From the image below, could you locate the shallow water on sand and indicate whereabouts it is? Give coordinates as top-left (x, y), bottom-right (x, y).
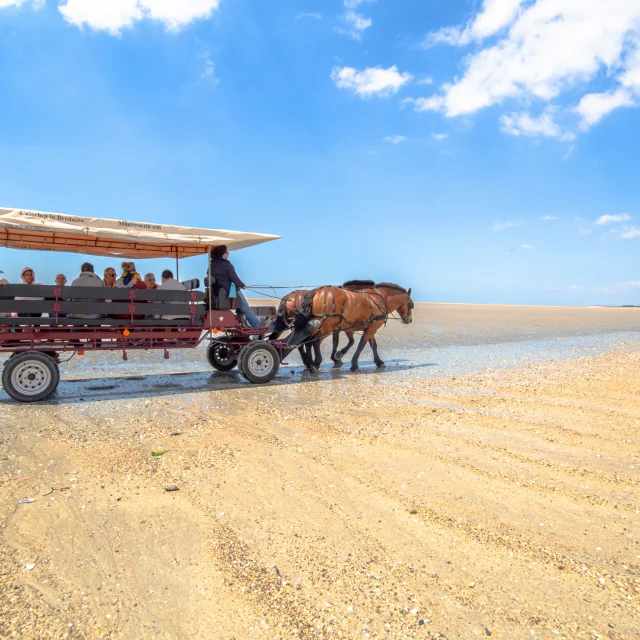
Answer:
top-left (2, 303), bottom-right (637, 404)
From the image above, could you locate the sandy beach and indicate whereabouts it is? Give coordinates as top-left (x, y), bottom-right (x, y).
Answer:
top-left (0, 303), bottom-right (639, 639)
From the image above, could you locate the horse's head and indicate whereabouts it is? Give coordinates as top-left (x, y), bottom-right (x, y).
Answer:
top-left (397, 287), bottom-right (414, 324)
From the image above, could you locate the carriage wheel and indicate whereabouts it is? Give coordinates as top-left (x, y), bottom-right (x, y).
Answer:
top-left (206, 342), bottom-right (237, 372)
top-left (2, 352), bottom-right (60, 403)
top-left (238, 342), bottom-right (280, 384)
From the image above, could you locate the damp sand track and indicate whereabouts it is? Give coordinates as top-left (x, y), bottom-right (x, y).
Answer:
top-left (0, 304), bottom-right (639, 639)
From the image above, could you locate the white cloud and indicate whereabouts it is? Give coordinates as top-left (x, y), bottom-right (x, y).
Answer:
top-left (595, 213), bottom-right (632, 225)
top-left (58, 0), bottom-right (222, 34)
top-left (521, 244), bottom-right (533, 249)
top-left (418, 0), bottom-right (640, 133)
top-left (199, 51), bottom-right (217, 85)
top-left (383, 135), bottom-right (407, 144)
top-left (568, 285), bottom-right (586, 292)
top-left (331, 66), bottom-right (413, 98)
top-left (493, 220), bottom-right (521, 231)
top-left (541, 215), bottom-right (559, 221)
top-left (620, 226), bottom-right (640, 239)
top-left (336, 10), bottom-right (372, 40)
top-left (595, 280), bottom-right (640, 294)
top-left (431, 133), bottom-right (448, 140)
top-left (295, 12), bottom-right (322, 21)
top-left (575, 89), bottom-right (635, 129)
top-left (500, 108), bottom-right (574, 140)
top-left (427, 0), bottom-right (525, 47)
top-left (417, 77), bottom-right (434, 86)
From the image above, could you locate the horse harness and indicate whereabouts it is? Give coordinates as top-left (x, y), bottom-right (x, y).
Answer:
top-left (308, 285), bottom-right (390, 332)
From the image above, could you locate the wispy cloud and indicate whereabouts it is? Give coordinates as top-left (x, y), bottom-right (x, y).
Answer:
top-left (541, 215), bottom-right (559, 221)
top-left (593, 281), bottom-right (640, 294)
top-left (500, 108), bottom-right (575, 141)
top-left (417, 77), bottom-right (434, 86)
top-left (295, 12), bottom-right (322, 21)
top-left (383, 135), bottom-right (407, 144)
top-left (619, 226), bottom-right (640, 239)
top-left (493, 220), bottom-right (521, 232)
top-left (521, 244), bottom-right (533, 250)
top-left (595, 213), bottom-right (631, 225)
top-left (331, 66), bottom-right (413, 98)
top-left (198, 51), bottom-right (218, 85)
top-left (431, 133), bottom-right (448, 141)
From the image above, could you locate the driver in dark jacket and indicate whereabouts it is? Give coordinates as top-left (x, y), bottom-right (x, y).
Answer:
top-left (209, 245), bottom-right (260, 328)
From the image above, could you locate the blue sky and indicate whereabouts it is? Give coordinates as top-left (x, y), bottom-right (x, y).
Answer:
top-left (0, 0), bottom-right (639, 305)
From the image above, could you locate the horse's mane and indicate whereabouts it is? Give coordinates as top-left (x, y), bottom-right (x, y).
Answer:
top-left (375, 282), bottom-right (408, 293)
top-left (343, 279), bottom-right (375, 288)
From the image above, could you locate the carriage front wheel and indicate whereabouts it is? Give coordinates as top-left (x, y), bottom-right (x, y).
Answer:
top-left (2, 352), bottom-right (60, 403)
top-left (207, 342), bottom-right (238, 372)
top-left (238, 342), bottom-right (280, 384)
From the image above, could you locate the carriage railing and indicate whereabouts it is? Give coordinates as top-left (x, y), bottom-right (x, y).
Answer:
top-left (0, 285), bottom-right (206, 327)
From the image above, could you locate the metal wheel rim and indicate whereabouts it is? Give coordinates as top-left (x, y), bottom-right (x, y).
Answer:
top-left (246, 349), bottom-right (274, 376)
top-left (11, 361), bottom-right (53, 396)
top-left (213, 344), bottom-right (234, 365)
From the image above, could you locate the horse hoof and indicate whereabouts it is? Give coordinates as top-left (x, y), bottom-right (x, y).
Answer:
top-left (350, 365), bottom-right (359, 372)
top-left (333, 361), bottom-right (343, 368)
top-left (309, 365), bottom-right (319, 374)
top-left (376, 361), bottom-right (386, 368)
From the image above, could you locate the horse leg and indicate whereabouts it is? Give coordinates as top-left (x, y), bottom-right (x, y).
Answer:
top-left (330, 331), bottom-right (341, 365)
top-left (370, 336), bottom-right (385, 368)
top-left (307, 337), bottom-right (322, 373)
top-left (336, 330), bottom-right (355, 361)
top-left (298, 345), bottom-right (312, 370)
top-left (350, 334), bottom-right (369, 372)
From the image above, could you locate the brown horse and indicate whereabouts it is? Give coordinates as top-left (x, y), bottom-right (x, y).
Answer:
top-left (269, 280), bottom-right (377, 370)
top-left (288, 283), bottom-right (414, 372)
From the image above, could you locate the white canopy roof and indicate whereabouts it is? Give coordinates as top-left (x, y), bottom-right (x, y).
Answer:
top-left (0, 207), bottom-right (280, 259)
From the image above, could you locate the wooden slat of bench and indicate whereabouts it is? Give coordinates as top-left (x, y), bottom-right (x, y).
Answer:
top-left (0, 318), bottom-right (201, 327)
top-left (0, 301), bottom-right (206, 315)
top-left (0, 285), bottom-right (205, 302)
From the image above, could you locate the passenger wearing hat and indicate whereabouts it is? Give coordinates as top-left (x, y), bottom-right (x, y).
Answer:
top-left (16, 267), bottom-right (43, 318)
top-left (116, 262), bottom-right (146, 290)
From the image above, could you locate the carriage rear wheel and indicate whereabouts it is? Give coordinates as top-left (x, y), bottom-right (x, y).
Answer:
top-left (206, 342), bottom-right (237, 372)
top-left (238, 342), bottom-right (280, 384)
top-left (2, 352), bottom-right (60, 403)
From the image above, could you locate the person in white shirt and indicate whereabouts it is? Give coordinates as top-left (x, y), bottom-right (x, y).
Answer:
top-left (157, 269), bottom-right (189, 320)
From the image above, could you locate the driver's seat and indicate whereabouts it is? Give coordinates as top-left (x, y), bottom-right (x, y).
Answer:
top-left (204, 275), bottom-right (232, 310)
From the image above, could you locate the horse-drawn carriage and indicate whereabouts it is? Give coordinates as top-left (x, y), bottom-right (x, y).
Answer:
top-left (0, 208), bottom-right (414, 403)
top-left (0, 208), bottom-right (286, 402)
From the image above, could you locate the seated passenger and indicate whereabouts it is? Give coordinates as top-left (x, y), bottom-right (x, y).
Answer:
top-left (0, 269), bottom-right (8, 332)
top-left (209, 245), bottom-right (260, 328)
top-left (157, 269), bottom-right (190, 320)
top-left (116, 262), bottom-right (147, 290)
top-left (16, 267), bottom-right (43, 318)
top-left (68, 262), bottom-right (105, 320)
top-left (114, 261), bottom-right (146, 319)
top-left (103, 267), bottom-right (117, 288)
top-left (144, 273), bottom-right (158, 290)
top-left (55, 274), bottom-right (67, 287)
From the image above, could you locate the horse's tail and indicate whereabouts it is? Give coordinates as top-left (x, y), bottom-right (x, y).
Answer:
top-left (294, 289), bottom-right (316, 330)
top-left (267, 294), bottom-right (293, 339)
